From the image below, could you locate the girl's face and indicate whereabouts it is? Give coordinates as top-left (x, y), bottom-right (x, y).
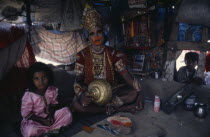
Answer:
top-left (88, 26), bottom-right (104, 46)
top-left (33, 71), bottom-right (49, 92)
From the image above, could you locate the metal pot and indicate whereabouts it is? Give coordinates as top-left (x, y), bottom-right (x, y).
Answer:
top-left (194, 103), bottom-right (208, 119)
top-left (88, 80), bottom-right (112, 106)
top-left (184, 94), bottom-right (197, 111)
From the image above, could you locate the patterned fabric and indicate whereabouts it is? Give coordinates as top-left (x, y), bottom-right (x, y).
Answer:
top-left (0, 27), bottom-right (25, 49)
top-left (73, 82), bottom-right (84, 97)
top-left (206, 52), bottom-right (210, 72)
top-left (82, 8), bottom-right (103, 32)
top-left (75, 62), bottom-right (84, 76)
top-left (32, 0), bottom-right (62, 23)
top-left (21, 86), bottom-right (73, 137)
top-left (0, 35), bottom-right (26, 80)
top-left (0, 41), bottom-right (36, 93)
top-left (60, 0), bottom-right (83, 31)
top-left (15, 41), bottom-right (36, 68)
top-left (31, 26), bottom-right (87, 64)
top-left (75, 45), bottom-right (127, 87)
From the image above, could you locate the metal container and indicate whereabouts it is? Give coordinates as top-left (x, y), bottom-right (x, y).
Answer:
top-left (184, 94), bottom-right (197, 111)
top-left (88, 80), bottom-right (112, 106)
top-left (194, 103), bottom-right (208, 119)
top-left (155, 72), bottom-right (159, 79)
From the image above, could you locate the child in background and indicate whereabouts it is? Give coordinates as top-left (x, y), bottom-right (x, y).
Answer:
top-left (21, 62), bottom-right (73, 137)
top-left (176, 52), bottom-right (204, 84)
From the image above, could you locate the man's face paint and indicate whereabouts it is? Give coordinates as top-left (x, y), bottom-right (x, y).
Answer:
top-left (89, 27), bottom-right (104, 46)
top-left (91, 36), bottom-right (103, 46)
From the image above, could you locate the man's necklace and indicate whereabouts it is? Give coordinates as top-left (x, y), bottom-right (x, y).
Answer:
top-left (91, 45), bottom-right (105, 54)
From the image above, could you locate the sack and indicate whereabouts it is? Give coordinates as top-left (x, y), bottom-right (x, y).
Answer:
top-left (176, 0), bottom-right (210, 27)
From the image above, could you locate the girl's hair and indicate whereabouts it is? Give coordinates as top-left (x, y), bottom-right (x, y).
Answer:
top-left (27, 62), bottom-right (54, 91)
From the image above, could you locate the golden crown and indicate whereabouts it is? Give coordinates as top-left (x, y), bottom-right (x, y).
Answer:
top-left (82, 8), bottom-right (103, 32)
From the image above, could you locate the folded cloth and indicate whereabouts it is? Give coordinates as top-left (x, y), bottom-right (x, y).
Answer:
top-left (107, 116), bottom-right (132, 134)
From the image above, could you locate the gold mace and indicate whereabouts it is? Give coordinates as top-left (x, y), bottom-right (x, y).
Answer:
top-left (88, 79), bottom-right (126, 106)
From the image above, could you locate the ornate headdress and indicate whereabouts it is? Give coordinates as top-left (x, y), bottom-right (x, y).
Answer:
top-left (82, 8), bottom-right (103, 32)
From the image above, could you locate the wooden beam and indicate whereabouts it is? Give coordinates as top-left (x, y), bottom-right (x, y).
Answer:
top-left (169, 23), bottom-right (179, 41)
top-left (167, 41), bottom-right (210, 51)
top-left (163, 23), bottom-right (179, 81)
top-left (197, 52), bottom-right (206, 77)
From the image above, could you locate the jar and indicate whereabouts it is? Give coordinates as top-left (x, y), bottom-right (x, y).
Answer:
top-left (184, 94), bottom-right (197, 111)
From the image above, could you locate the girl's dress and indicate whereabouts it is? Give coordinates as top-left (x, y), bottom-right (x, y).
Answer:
top-left (21, 86), bottom-right (72, 137)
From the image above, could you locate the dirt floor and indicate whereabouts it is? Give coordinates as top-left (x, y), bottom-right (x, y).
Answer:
top-left (73, 103), bottom-right (210, 137)
top-left (0, 69), bottom-right (210, 137)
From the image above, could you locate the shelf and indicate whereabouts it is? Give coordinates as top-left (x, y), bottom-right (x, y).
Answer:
top-left (121, 6), bottom-right (155, 22)
top-left (167, 41), bottom-right (210, 51)
top-left (125, 46), bottom-right (152, 50)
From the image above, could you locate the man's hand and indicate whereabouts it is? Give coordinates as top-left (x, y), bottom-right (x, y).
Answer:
top-left (133, 78), bottom-right (142, 92)
top-left (80, 92), bottom-right (92, 107)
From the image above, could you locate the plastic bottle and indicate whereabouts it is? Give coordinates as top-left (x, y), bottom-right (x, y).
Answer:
top-left (154, 95), bottom-right (160, 112)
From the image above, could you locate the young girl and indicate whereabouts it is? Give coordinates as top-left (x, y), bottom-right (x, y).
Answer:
top-left (21, 62), bottom-right (73, 137)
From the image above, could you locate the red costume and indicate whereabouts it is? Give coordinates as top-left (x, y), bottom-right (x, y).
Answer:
top-left (74, 45), bottom-right (127, 97)
top-left (206, 52), bottom-right (210, 72)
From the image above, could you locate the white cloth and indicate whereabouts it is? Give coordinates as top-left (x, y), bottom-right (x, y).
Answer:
top-left (204, 71), bottom-right (210, 85)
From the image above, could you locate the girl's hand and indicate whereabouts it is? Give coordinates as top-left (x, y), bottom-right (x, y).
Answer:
top-left (40, 117), bottom-right (54, 126)
top-left (29, 114), bottom-right (53, 126)
top-left (80, 92), bottom-right (92, 107)
top-left (40, 119), bottom-right (53, 127)
top-left (48, 105), bottom-right (56, 117)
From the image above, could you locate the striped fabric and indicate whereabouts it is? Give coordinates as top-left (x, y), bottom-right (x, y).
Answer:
top-left (31, 26), bottom-right (87, 64)
top-left (15, 41), bottom-right (36, 68)
top-left (0, 35), bottom-right (26, 80)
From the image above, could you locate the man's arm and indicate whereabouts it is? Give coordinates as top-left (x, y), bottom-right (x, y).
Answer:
top-left (74, 62), bottom-right (92, 106)
top-left (114, 54), bottom-right (141, 91)
top-left (121, 70), bottom-right (142, 91)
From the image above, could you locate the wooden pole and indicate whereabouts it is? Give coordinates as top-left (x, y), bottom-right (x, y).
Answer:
top-left (197, 27), bottom-right (208, 77)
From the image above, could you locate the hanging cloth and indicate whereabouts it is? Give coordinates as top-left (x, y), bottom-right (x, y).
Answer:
top-left (176, 0), bottom-right (210, 27)
top-left (32, 0), bottom-right (62, 23)
top-left (60, 0), bottom-right (84, 31)
top-left (31, 26), bottom-right (87, 64)
top-left (0, 35), bottom-right (26, 80)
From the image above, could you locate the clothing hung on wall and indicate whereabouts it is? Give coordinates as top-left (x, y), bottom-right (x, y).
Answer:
top-left (32, 0), bottom-right (84, 31)
top-left (32, 0), bottom-right (62, 23)
top-left (0, 35), bottom-right (26, 80)
top-left (31, 26), bottom-right (87, 64)
top-left (60, 0), bottom-right (84, 31)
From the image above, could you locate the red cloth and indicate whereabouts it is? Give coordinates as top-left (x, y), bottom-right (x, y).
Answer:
top-left (0, 41), bottom-right (36, 94)
top-left (0, 27), bottom-right (25, 49)
top-left (15, 41), bottom-right (36, 68)
top-left (76, 46), bottom-right (127, 86)
top-left (206, 52), bottom-right (210, 72)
